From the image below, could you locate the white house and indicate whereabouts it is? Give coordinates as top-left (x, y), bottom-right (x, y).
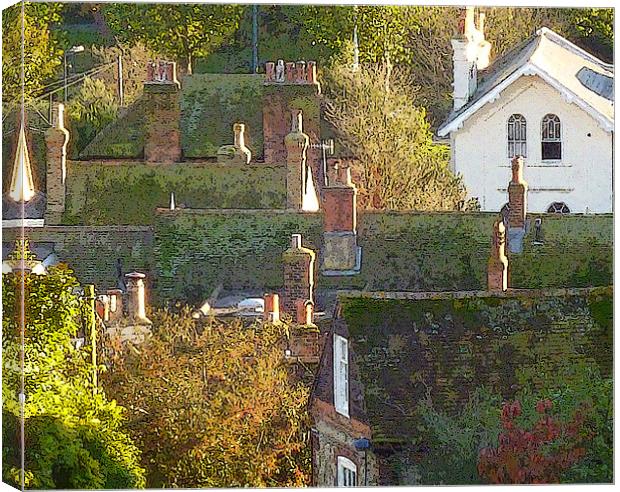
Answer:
top-left (438, 8), bottom-right (613, 214)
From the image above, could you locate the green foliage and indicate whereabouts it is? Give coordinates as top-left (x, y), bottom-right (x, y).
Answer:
top-left (103, 4), bottom-right (244, 74)
top-left (288, 5), bottom-right (415, 65)
top-left (570, 8), bottom-right (613, 61)
top-left (67, 77), bottom-right (119, 155)
top-left (403, 357), bottom-right (611, 484)
top-left (2, 265), bottom-right (145, 488)
top-left (63, 162), bottom-right (286, 225)
top-left (2, 2), bottom-right (63, 103)
top-left (324, 62), bottom-right (466, 210)
top-left (102, 309), bottom-right (311, 487)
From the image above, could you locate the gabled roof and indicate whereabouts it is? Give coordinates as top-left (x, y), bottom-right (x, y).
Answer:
top-left (438, 28), bottom-right (614, 137)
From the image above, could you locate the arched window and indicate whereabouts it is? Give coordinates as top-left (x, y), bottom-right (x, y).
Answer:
top-left (507, 114), bottom-right (527, 158)
top-left (337, 457), bottom-right (357, 487)
top-left (547, 202), bottom-right (570, 214)
top-left (541, 114), bottom-right (562, 160)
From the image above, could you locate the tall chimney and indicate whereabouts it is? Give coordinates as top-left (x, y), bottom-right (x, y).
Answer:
top-left (264, 293), bottom-right (280, 323)
top-left (285, 110), bottom-right (310, 210)
top-left (282, 234), bottom-right (316, 316)
top-left (144, 61), bottom-right (181, 164)
top-left (124, 272), bottom-right (152, 325)
top-left (106, 288), bottom-right (124, 323)
top-left (507, 156), bottom-right (528, 229)
top-left (45, 103), bottom-right (70, 224)
top-left (488, 220), bottom-right (508, 292)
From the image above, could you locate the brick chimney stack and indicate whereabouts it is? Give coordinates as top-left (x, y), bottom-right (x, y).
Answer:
top-left (285, 110), bottom-right (310, 210)
top-left (321, 160), bottom-right (361, 273)
top-left (488, 219), bottom-right (508, 292)
top-left (263, 293), bottom-right (280, 323)
top-left (282, 234), bottom-right (316, 316)
top-left (508, 156), bottom-right (528, 229)
top-left (45, 103), bottom-right (70, 224)
top-left (144, 60), bottom-right (181, 163)
top-left (124, 272), bottom-right (152, 325)
top-left (263, 59), bottom-right (321, 169)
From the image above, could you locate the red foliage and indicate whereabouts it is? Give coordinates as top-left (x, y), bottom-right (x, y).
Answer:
top-left (477, 399), bottom-right (591, 484)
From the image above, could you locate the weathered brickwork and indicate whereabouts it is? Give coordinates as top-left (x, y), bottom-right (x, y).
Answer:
top-left (282, 234), bottom-right (316, 315)
top-left (487, 219), bottom-right (508, 291)
top-left (263, 83), bottom-right (321, 179)
top-left (507, 156), bottom-right (528, 229)
top-left (144, 84), bottom-right (181, 163)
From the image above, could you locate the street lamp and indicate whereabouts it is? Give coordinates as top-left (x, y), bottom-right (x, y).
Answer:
top-left (64, 45), bottom-right (85, 103)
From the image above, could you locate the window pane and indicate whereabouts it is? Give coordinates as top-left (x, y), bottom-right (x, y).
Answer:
top-left (542, 141), bottom-right (561, 160)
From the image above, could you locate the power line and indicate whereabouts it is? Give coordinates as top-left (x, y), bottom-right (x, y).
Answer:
top-left (34, 62), bottom-right (116, 99)
top-left (34, 62), bottom-right (116, 100)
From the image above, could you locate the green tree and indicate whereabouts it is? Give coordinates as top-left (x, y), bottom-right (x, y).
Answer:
top-left (103, 3), bottom-right (244, 74)
top-left (288, 5), bottom-right (414, 64)
top-left (101, 308), bottom-right (311, 487)
top-left (67, 76), bottom-right (119, 154)
top-left (2, 2), bottom-right (63, 103)
top-left (323, 61), bottom-right (467, 210)
top-left (2, 255), bottom-right (145, 489)
top-left (570, 8), bottom-right (613, 62)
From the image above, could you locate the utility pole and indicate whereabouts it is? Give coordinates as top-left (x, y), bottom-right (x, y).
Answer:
top-left (63, 52), bottom-right (68, 103)
top-left (83, 284), bottom-right (97, 393)
top-left (117, 53), bottom-right (124, 107)
top-left (252, 5), bottom-right (259, 73)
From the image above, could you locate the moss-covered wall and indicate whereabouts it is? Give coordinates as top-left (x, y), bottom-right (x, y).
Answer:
top-left (2, 226), bottom-right (153, 290)
top-left (63, 161), bottom-right (287, 224)
top-left (152, 211), bottom-right (611, 304)
top-left (321, 212), bottom-right (613, 291)
top-left (153, 210), bottom-right (323, 303)
top-left (340, 287), bottom-right (613, 443)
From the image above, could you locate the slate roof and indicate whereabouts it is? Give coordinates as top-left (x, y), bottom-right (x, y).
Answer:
top-left (438, 28), bottom-right (614, 136)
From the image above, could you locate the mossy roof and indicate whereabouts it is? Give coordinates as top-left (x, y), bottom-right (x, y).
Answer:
top-left (79, 73), bottom-right (265, 160)
top-left (316, 286), bottom-right (612, 444)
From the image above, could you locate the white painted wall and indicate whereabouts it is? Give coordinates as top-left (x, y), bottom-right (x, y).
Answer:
top-left (450, 75), bottom-right (613, 213)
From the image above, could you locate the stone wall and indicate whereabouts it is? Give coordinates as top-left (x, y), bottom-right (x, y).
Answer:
top-left (2, 226), bottom-right (153, 290)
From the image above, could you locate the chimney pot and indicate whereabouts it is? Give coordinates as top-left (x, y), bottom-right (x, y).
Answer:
top-left (124, 272), bottom-right (151, 324)
top-left (264, 293), bottom-right (280, 322)
top-left (291, 234), bottom-right (302, 249)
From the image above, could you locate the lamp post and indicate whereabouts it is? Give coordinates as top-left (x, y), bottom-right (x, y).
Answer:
top-left (64, 45), bottom-right (85, 103)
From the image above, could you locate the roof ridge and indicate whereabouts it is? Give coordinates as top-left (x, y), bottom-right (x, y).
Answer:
top-left (537, 27), bottom-right (613, 72)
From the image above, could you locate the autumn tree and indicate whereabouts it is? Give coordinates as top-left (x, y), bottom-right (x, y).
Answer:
top-left (101, 308), bottom-right (311, 487)
top-left (2, 2), bottom-right (63, 103)
top-left (2, 254), bottom-right (145, 489)
top-left (103, 3), bottom-right (244, 74)
top-left (323, 61), bottom-right (468, 211)
top-left (478, 399), bottom-right (590, 484)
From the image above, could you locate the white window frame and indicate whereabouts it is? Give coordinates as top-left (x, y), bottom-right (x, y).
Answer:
top-left (507, 114), bottom-right (527, 158)
top-left (541, 114), bottom-right (562, 161)
top-left (333, 334), bottom-right (349, 417)
top-left (337, 456), bottom-right (357, 487)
